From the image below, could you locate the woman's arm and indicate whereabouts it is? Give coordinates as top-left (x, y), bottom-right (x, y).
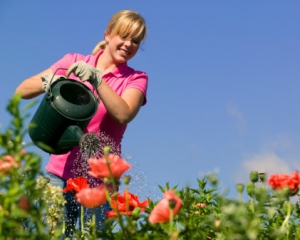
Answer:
top-left (97, 80), bottom-right (145, 125)
top-left (15, 68), bottom-right (53, 99)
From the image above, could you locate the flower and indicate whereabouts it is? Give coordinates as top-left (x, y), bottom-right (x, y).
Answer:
top-left (149, 190), bottom-right (182, 224)
top-left (63, 177), bottom-right (90, 194)
top-left (106, 191), bottom-right (149, 218)
top-left (268, 171), bottom-right (300, 194)
top-left (0, 150), bottom-right (24, 174)
top-left (88, 154), bottom-right (131, 180)
top-left (18, 195), bottom-right (29, 212)
top-left (76, 184), bottom-right (107, 208)
top-left (195, 203), bottom-right (207, 208)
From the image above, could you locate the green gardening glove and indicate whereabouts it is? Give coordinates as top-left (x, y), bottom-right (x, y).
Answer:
top-left (65, 61), bottom-right (102, 89)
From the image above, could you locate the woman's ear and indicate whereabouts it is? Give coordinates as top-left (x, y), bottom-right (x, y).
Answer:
top-left (104, 29), bottom-right (111, 43)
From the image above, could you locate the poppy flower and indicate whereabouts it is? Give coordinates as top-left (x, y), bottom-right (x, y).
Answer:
top-left (106, 191), bottom-right (149, 218)
top-left (268, 171), bottom-right (300, 194)
top-left (88, 154), bottom-right (131, 180)
top-left (149, 190), bottom-right (182, 224)
top-left (76, 184), bottom-right (107, 208)
top-left (63, 176), bottom-right (90, 194)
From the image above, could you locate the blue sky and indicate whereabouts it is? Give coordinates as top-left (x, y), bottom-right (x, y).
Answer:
top-left (1, 1), bottom-right (300, 201)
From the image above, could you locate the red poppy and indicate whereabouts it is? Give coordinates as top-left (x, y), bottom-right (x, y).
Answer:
top-left (76, 184), bottom-right (107, 208)
top-left (106, 191), bottom-right (149, 218)
top-left (268, 170), bottom-right (300, 194)
top-left (63, 177), bottom-right (90, 194)
top-left (88, 154), bottom-right (131, 180)
top-left (149, 190), bottom-right (182, 224)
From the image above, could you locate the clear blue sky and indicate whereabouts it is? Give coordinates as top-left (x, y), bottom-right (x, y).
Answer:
top-left (1, 1), bottom-right (300, 200)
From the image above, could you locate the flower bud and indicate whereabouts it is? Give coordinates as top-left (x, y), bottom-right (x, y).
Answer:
top-left (103, 146), bottom-right (111, 156)
top-left (250, 171), bottom-right (259, 183)
top-left (132, 207), bottom-right (141, 219)
top-left (236, 183), bottom-right (245, 194)
top-left (246, 182), bottom-right (255, 196)
top-left (258, 172), bottom-right (265, 182)
top-left (168, 199), bottom-right (177, 209)
top-left (123, 175), bottom-right (131, 185)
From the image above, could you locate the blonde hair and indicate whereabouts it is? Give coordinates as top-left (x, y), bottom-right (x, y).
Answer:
top-left (92, 10), bottom-right (147, 55)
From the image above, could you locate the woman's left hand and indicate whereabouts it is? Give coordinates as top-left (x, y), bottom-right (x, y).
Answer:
top-left (66, 61), bottom-right (102, 89)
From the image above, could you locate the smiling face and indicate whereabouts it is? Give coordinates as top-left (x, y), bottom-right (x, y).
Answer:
top-left (105, 32), bottom-right (141, 64)
top-left (102, 10), bottom-right (147, 65)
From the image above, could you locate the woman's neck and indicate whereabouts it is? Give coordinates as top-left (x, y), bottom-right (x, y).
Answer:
top-left (96, 49), bottom-right (118, 74)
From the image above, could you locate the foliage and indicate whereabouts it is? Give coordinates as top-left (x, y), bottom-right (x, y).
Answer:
top-left (1, 95), bottom-right (300, 239)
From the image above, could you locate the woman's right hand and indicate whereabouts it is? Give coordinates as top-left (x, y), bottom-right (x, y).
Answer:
top-left (15, 68), bottom-right (54, 99)
top-left (41, 74), bottom-right (65, 93)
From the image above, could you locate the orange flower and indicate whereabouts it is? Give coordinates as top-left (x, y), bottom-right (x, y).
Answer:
top-left (149, 190), bottom-right (182, 224)
top-left (268, 171), bottom-right (300, 194)
top-left (76, 184), bottom-right (107, 208)
top-left (0, 155), bottom-right (20, 174)
top-left (195, 203), bottom-right (207, 208)
top-left (88, 154), bottom-right (131, 180)
top-left (106, 191), bottom-right (149, 218)
top-left (63, 177), bottom-right (90, 194)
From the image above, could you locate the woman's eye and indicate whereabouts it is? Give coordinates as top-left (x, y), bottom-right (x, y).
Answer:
top-left (131, 39), bottom-right (140, 45)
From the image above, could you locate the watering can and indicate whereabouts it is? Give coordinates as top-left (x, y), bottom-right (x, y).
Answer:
top-left (28, 77), bottom-right (98, 154)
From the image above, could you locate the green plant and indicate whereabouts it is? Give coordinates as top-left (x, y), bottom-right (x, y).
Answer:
top-left (1, 94), bottom-right (300, 240)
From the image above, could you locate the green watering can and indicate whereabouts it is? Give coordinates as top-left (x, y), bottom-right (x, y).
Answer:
top-left (28, 77), bottom-right (98, 154)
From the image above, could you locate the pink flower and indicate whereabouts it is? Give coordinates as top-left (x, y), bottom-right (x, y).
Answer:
top-left (63, 177), bottom-right (90, 194)
top-left (195, 203), bottom-right (207, 208)
top-left (0, 150), bottom-right (25, 174)
top-left (106, 191), bottom-right (149, 218)
top-left (88, 154), bottom-right (131, 180)
top-left (268, 171), bottom-right (300, 194)
top-left (149, 190), bottom-right (182, 224)
top-left (76, 184), bottom-right (107, 208)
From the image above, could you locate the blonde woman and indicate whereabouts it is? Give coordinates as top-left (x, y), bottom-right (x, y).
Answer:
top-left (16, 10), bottom-right (148, 237)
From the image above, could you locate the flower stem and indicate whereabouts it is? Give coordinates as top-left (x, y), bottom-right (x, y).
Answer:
top-left (281, 200), bottom-right (291, 230)
top-left (92, 208), bottom-right (96, 237)
top-left (169, 208), bottom-right (174, 234)
top-left (80, 205), bottom-right (84, 233)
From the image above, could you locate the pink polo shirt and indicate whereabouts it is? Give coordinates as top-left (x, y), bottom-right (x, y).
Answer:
top-left (45, 50), bottom-right (148, 180)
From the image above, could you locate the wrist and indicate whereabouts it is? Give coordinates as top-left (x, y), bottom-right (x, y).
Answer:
top-left (91, 70), bottom-right (102, 88)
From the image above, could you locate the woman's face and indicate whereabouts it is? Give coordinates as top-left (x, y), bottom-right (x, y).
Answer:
top-left (105, 32), bottom-right (141, 65)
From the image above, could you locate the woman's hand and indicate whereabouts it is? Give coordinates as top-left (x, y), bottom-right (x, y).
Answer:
top-left (66, 61), bottom-right (102, 89)
top-left (15, 68), bottom-right (54, 99)
top-left (41, 74), bottom-right (65, 93)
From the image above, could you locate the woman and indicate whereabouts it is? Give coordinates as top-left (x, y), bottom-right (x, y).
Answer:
top-left (15, 9), bottom-right (148, 236)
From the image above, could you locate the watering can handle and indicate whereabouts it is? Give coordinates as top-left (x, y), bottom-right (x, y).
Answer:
top-left (47, 67), bottom-right (101, 103)
top-left (46, 68), bottom-right (68, 99)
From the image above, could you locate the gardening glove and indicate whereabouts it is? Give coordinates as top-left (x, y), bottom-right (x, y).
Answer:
top-left (41, 74), bottom-right (65, 93)
top-left (65, 61), bottom-right (102, 89)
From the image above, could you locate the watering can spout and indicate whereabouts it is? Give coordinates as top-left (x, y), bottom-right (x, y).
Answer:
top-left (56, 126), bottom-right (84, 152)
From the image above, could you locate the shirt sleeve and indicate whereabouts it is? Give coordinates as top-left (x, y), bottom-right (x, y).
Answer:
top-left (125, 71), bottom-right (148, 105)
